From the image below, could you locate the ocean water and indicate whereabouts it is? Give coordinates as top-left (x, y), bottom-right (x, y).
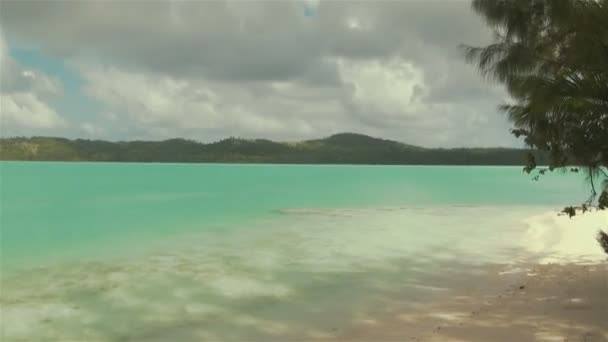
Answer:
top-left (0, 162), bottom-right (591, 341)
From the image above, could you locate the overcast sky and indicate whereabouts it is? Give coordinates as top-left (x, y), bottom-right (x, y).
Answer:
top-left (0, 0), bottom-right (520, 147)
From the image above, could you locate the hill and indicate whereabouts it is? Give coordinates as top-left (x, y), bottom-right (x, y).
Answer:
top-left (0, 133), bottom-right (538, 165)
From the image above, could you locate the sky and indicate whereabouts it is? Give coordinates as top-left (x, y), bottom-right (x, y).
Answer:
top-left (0, 0), bottom-right (520, 148)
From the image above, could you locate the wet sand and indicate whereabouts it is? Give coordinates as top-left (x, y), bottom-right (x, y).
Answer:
top-left (328, 263), bottom-right (607, 342)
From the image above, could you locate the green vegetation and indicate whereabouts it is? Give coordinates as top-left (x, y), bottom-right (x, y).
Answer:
top-left (0, 133), bottom-right (538, 165)
top-left (465, 0), bottom-right (608, 253)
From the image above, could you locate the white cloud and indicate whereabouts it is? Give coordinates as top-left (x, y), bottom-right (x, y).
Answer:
top-left (80, 65), bottom-right (340, 141)
top-left (0, 92), bottom-right (65, 130)
top-left (0, 31), bottom-right (65, 136)
top-left (340, 59), bottom-right (427, 119)
top-left (77, 58), bottom-right (518, 147)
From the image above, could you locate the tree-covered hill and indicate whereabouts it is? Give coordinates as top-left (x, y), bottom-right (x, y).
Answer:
top-left (0, 133), bottom-right (538, 165)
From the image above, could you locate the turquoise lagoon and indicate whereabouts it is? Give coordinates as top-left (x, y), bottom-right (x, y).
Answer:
top-left (0, 163), bottom-right (590, 341)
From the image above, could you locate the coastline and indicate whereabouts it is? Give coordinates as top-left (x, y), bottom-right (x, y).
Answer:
top-left (1, 205), bottom-right (606, 341)
top-left (522, 209), bottom-right (608, 264)
top-left (329, 263), bottom-right (607, 342)
top-left (327, 209), bottom-right (608, 341)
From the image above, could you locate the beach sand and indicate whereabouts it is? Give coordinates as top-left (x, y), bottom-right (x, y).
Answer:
top-left (322, 210), bottom-right (608, 342)
top-left (324, 263), bottom-right (607, 342)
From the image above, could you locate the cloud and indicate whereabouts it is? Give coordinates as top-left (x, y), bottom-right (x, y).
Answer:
top-left (0, 92), bottom-right (65, 130)
top-left (79, 65), bottom-right (344, 141)
top-left (76, 58), bottom-right (515, 147)
top-left (0, 31), bottom-right (66, 136)
top-left (0, 1), bottom-right (520, 147)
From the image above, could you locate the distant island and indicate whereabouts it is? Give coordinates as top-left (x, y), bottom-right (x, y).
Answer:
top-left (0, 133), bottom-right (540, 165)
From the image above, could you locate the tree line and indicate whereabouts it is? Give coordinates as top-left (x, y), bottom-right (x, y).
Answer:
top-left (0, 133), bottom-right (541, 165)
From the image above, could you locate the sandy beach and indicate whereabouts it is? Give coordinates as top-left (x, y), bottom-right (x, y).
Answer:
top-left (323, 210), bottom-right (608, 342)
top-left (323, 263), bottom-right (607, 342)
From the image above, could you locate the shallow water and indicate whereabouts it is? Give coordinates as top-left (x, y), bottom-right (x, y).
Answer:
top-left (0, 163), bottom-right (591, 340)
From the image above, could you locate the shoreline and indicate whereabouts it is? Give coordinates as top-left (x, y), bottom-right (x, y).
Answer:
top-left (522, 209), bottom-right (608, 264)
top-left (1, 206), bottom-right (606, 341)
top-left (327, 262), bottom-right (607, 342)
top-left (324, 209), bottom-right (608, 341)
